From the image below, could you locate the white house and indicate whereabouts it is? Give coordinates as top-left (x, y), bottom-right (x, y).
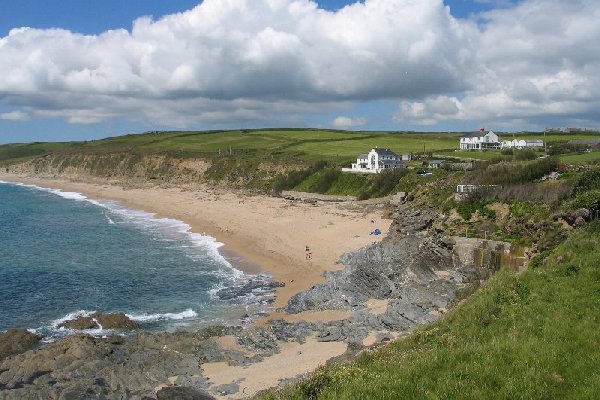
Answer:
top-left (460, 129), bottom-right (500, 150)
top-left (501, 139), bottom-right (544, 149)
top-left (342, 148), bottom-right (406, 173)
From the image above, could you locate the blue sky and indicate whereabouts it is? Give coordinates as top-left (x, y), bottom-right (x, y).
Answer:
top-left (0, 1), bottom-right (493, 36)
top-left (1, 0), bottom-right (597, 144)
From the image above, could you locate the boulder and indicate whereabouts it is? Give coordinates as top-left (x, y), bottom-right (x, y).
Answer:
top-left (0, 329), bottom-right (42, 359)
top-left (58, 312), bottom-right (141, 330)
top-left (92, 312), bottom-right (141, 330)
top-left (58, 316), bottom-right (98, 330)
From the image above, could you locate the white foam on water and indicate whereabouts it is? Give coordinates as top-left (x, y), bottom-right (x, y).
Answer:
top-left (126, 309), bottom-right (198, 322)
top-left (0, 180), bottom-right (245, 277)
top-left (51, 309), bottom-right (96, 328)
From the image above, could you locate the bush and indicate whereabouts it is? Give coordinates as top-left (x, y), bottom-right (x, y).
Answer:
top-left (572, 190), bottom-right (600, 212)
top-left (573, 168), bottom-right (600, 195)
top-left (358, 168), bottom-right (410, 199)
top-left (474, 157), bottom-right (559, 185)
top-left (455, 201), bottom-right (496, 220)
top-left (472, 182), bottom-right (573, 208)
top-left (271, 161), bottom-right (326, 193)
top-left (514, 149), bottom-right (538, 161)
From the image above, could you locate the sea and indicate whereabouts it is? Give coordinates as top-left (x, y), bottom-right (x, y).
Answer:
top-left (0, 180), bottom-right (272, 340)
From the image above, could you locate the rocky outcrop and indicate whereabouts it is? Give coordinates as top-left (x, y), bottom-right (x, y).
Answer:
top-left (0, 329), bottom-right (42, 360)
top-left (58, 312), bottom-right (141, 330)
top-left (215, 278), bottom-right (285, 301)
top-left (280, 191), bottom-right (357, 202)
top-left (285, 202), bottom-right (524, 344)
top-left (157, 386), bottom-right (216, 400)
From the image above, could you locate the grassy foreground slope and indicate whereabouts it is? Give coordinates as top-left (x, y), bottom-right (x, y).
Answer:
top-left (258, 224), bottom-right (600, 399)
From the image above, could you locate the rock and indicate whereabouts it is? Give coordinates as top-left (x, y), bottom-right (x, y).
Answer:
top-left (92, 312), bottom-right (141, 330)
top-left (389, 192), bottom-right (407, 207)
top-left (58, 313), bottom-right (140, 330)
top-left (58, 316), bottom-right (98, 330)
top-left (214, 382), bottom-right (240, 395)
top-left (216, 278), bottom-right (285, 301)
top-left (157, 386), bottom-right (216, 400)
top-left (0, 329), bottom-right (42, 359)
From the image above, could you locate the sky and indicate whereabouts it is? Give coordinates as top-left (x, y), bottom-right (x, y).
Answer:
top-left (0, 0), bottom-right (598, 143)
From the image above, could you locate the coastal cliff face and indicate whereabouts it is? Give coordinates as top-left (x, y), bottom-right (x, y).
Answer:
top-left (285, 204), bottom-right (525, 345)
top-left (0, 201), bottom-right (525, 399)
top-left (6, 153), bottom-right (208, 185)
top-left (5, 153), bottom-right (289, 190)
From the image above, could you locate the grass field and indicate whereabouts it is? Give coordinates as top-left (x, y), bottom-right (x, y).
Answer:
top-left (559, 151), bottom-right (600, 164)
top-left (1, 129), bottom-right (598, 166)
top-left (258, 224), bottom-right (600, 399)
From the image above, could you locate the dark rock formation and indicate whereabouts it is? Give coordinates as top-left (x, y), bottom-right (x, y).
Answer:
top-left (57, 316), bottom-right (97, 330)
top-left (157, 386), bottom-right (216, 400)
top-left (58, 312), bottom-right (141, 330)
top-left (216, 278), bottom-right (285, 301)
top-left (0, 329), bottom-right (42, 360)
top-left (93, 312), bottom-right (141, 330)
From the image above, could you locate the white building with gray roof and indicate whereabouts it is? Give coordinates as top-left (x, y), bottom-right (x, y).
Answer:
top-left (460, 129), bottom-right (500, 150)
top-left (342, 147), bottom-right (406, 173)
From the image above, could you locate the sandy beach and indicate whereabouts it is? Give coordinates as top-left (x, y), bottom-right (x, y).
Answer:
top-left (0, 173), bottom-right (391, 398)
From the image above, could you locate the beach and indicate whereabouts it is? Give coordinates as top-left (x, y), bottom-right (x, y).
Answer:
top-left (0, 173), bottom-right (391, 397)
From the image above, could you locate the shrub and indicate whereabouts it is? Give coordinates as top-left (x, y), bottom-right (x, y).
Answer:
top-left (358, 168), bottom-right (410, 199)
top-left (473, 157), bottom-right (559, 185)
top-left (573, 168), bottom-right (600, 195)
top-left (514, 148), bottom-right (538, 161)
top-left (572, 190), bottom-right (600, 212)
top-left (271, 161), bottom-right (327, 193)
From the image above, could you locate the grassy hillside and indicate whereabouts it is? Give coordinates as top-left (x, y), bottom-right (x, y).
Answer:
top-left (1, 129), bottom-right (597, 197)
top-left (257, 223), bottom-right (600, 399)
top-left (2, 129), bottom-right (597, 165)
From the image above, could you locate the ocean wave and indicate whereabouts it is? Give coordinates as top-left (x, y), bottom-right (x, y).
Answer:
top-left (126, 309), bottom-right (198, 322)
top-left (0, 180), bottom-right (244, 277)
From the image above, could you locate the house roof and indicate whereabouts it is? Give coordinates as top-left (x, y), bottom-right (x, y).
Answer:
top-left (463, 130), bottom-right (492, 138)
top-left (372, 147), bottom-right (398, 156)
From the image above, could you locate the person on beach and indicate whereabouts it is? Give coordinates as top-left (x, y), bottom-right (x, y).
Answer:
top-left (305, 245), bottom-right (311, 260)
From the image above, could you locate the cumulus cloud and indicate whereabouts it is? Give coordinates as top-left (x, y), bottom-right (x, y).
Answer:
top-left (0, 0), bottom-right (598, 130)
top-left (333, 116), bottom-right (368, 128)
top-left (396, 0), bottom-right (600, 128)
top-left (0, 0), bottom-right (471, 126)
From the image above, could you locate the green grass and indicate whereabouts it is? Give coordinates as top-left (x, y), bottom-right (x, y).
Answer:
top-left (0, 130), bottom-right (461, 165)
top-left (2, 129), bottom-right (597, 166)
top-left (257, 224), bottom-right (600, 399)
top-left (434, 150), bottom-right (505, 161)
top-left (559, 151), bottom-right (600, 164)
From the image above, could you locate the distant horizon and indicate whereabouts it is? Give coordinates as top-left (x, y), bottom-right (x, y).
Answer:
top-left (1, 0), bottom-right (599, 143)
top-left (3, 126), bottom-right (599, 146)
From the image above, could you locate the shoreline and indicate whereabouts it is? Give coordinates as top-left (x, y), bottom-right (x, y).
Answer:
top-left (0, 173), bottom-right (390, 312)
top-left (0, 173), bottom-right (391, 398)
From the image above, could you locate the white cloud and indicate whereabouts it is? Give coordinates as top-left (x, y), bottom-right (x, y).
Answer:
top-left (0, 0), bottom-right (598, 130)
top-left (0, 0), bottom-right (471, 126)
top-left (396, 0), bottom-right (600, 128)
top-left (333, 116), bottom-right (368, 128)
top-left (0, 111), bottom-right (29, 121)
